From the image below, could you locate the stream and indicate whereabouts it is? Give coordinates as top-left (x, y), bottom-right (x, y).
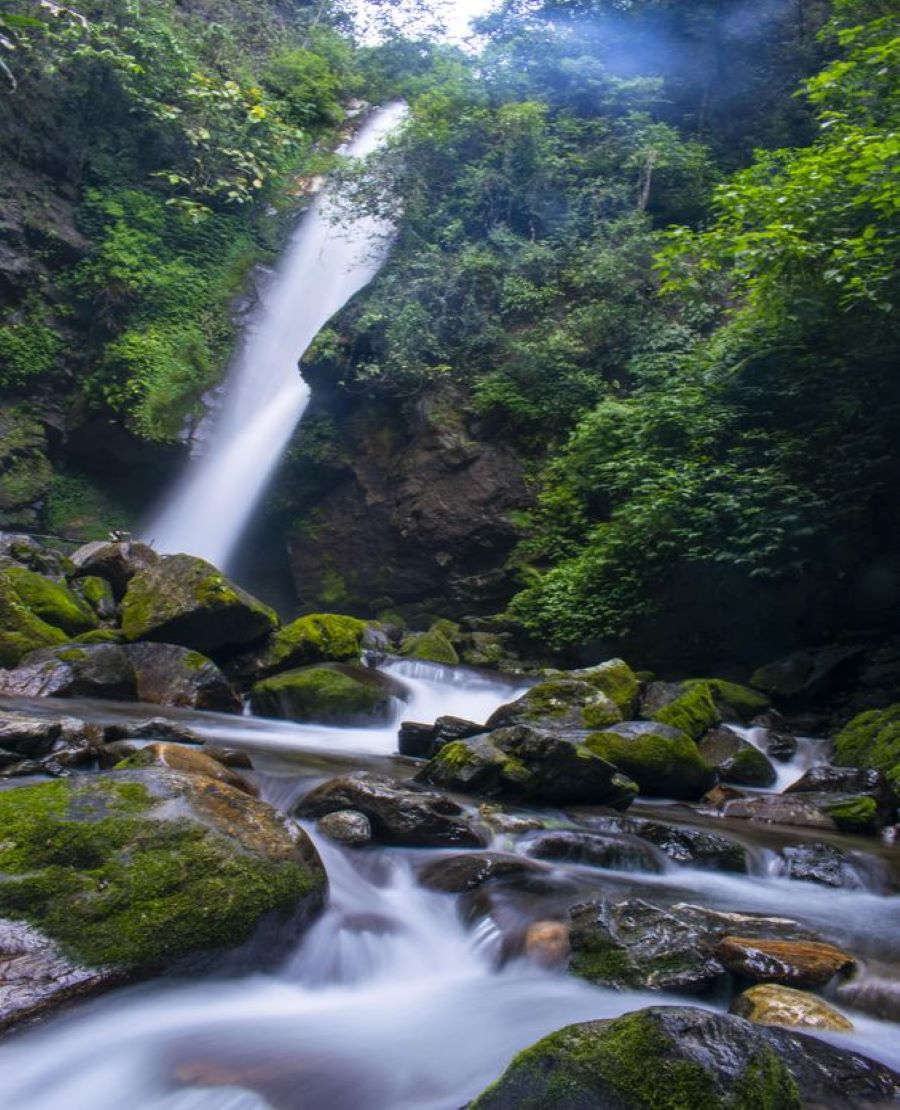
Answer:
top-left (0, 660), bottom-right (898, 1109)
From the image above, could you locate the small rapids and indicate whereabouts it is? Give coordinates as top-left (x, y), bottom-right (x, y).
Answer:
top-left (0, 664), bottom-right (898, 1108)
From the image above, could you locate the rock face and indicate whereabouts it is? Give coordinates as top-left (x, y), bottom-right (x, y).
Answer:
top-left (469, 1006), bottom-right (899, 1108)
top-left (0, 771), bottom-right (326, 1025)
top-left (295, 772), bottom-right (486, 847)
top-left (0, 642), bottom-right (241, 711)
top-left (584, 721), bottom-right (715, 800)
top-left (731, 984), bottom-right (854, 1032)
top-left (281, 381), bottom-right (532, 616)
top-left (120, 553), bottom-right (278, 657)
top-left (250, 663), bottom-right (406, 724)
top-left (416, 725), bottom-right (638, 808)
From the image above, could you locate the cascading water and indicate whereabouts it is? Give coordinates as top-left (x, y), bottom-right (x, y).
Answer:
top-left (144, 103), bottom-right (407, 569)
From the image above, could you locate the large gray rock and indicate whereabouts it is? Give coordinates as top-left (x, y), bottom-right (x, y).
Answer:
top-left (469, 1006), bottom-right (899, 1108)
top-left (574, 813), bottom-right (749, 873)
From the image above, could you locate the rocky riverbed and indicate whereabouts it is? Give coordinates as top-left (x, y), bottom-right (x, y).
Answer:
top-left (0, 534), bottom-right (897, 1107)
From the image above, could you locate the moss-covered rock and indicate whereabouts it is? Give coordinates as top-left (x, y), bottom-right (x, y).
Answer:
top-left (652, 682), bottom-right (719, 740)
top-left (74, 574), bottom-right (118, 622)
top-left (470, 1007), bottom-right (802, 1109)
top-left (1, 565), bottom-right (98, 636)
top-left (0, 771), bottom-right (326, 972)
top-left (74, 628), bottom-right (126, 645)
top-left (834, 704), bottom-right (900, 794)
top-left (250, 662), bottom-right (406, 724)
top-left (698, 728), bottom-right (777, 787)
top-left (254, 613), bottom-right (367, 676)
top-left (120, 553), bottom-right (278, 657)
top-left (488, 678), bottom-right (622, 733)
top-left (586, 721), bottom-right (715, 800)
top-left (693, 679), bottom-right (771, 722)
top-left (819, 794), bottom-right (879, 835)
top-left (0, 408), bottom-right (53, 528)
top-left (0, 574), bottom-right (68, 667)
top-left (399, 627), bottom-right (460, 665)
top-left (555, 658), bottom-right (640, 716)
top-left (70, 540), bottom-right (159, 600)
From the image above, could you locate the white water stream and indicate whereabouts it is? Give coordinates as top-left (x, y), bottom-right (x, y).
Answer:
top-left (144, 103), bottom-right (407, 570)
top-left (0, 668), bottom-right (898, 1108)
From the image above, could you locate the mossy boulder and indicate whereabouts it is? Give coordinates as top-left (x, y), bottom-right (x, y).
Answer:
top-left (417, 725), bottom-right (638, 808)
top-left (470, 1005), bottom-right (898, 1109)
top-left (399, 627), bottom-right (459, 665)
top-left (652, 682), bottom-right (719, 739)
top-left (74, 574), bottom-right (118, 621)
top-left (487, 679), bottom-right (622, 733)
top-left (253, 613), bottom-right (367, 677)
top-left (0, 771), bottom-right (326, 980)
top-left (1, 565), bottom-right (97, 636)
top-left (0, 573), bottom-right (68, 667)
top-left (698, 728), bottom-right (777, 788)
top-left (70, 540), bottom-right (159, 600)
top-left (647, 680), bottom-right (770, 740)
top-left (250, 662), bottom-right (406, 725)
top-left (546, 658), bottom-right (640, 716)
top-left (120, 554), bottom-right (278, 657)
top-left (585, 722), bottom-right (715, 800)
top-left (834, 704), bottom-right (900, 795)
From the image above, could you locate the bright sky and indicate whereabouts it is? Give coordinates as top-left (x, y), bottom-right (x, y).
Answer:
top-left (443, 0), bottom-right (496, 41)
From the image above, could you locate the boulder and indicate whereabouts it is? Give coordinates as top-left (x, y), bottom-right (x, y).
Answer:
top-left (469, 1006), bottom-right (898, 1109)
top-left (241, 613), bottom-right (367, 680)
top-left (250, 663), bottom-right (406, 725)
top-left (0, 642), bottom-right (241, 712)
top-left (833, 704), bottom-right (900, 795)
top-left (114, 743), bottom-right (256, 795)
top-left (487, 678), bottom-right (622, 733)
top-left (398, 715), bottom-right (483, 759)
top-left (416, 725), bottom-right (638, 808)
top-left (70, 540), bottom-right (159, 599)
top-left (0, 572), bottom-right (68, 667)
top-left (74, 574), bottom-right (118, 622)
top-left (584, 721), bottom-right (715, 800)
top-left (477, 804), bottom-right (546, 836)
top-left (715, 936), bottom-right (856, 987)
top-left (647, 680), bottom-right (770, 741)
top-left (0, 712), bottom-right (102, 777)
top-left (575, 813), bottom-right (748, 872)
top-left (723, 794), bottom-right (837, 830)
top-left (295, 772), bottom-right (485, 848)
top-left (766, 730), bottom-right (798, 761)
top-left (0, 565), bottom-right (97, 636)
top-left (731, 984), bottom-right (853, 1032)
top-left (527, 831), bottom-right (663, 874)
top-left (568, 899), bottom-right (726, 993)
top-left (399, 627), bottom-right (459, 665)
top-left (0, 771), bottom-right (326, 1026)
top-left (418, 852), bottom-right (548, 893)
top-left (697, 727), bottom-right (777, 787)
top-left (316, 809), bottom-right (372, 847)
top-left (120, 553), bottom-right (278, 657)
top-left (547, 658), bottom-right (641, 716)
top-left (776, 842), bottom-right (869, 890)
top-left (103, 717), bottom-right (205, 745)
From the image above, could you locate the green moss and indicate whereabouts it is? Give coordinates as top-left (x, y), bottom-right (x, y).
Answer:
top-left (42, 472), bottom-right (131, 542)
top-left (55, 647), bottom-right (89, 662)
top-left (0, 574), bottom-right (69, 666)
top-left (74, 628), bottom-right (125, 644)
top-left (2, 566), bottom-right (98, 636)
top-left (251, 664), bottom-right (397, 724)
top-left (0, 776), bottom-right (321, 968)
top-left (685, 679), bottom-right (770, 722)
top-left (723, 746), bottom-right (777, 787)
top-left (575, 658), bottom-right (640, 715)
top-left (582, 695), bottom-right (623, 729)
top-left (429, 618), bottom-right (462, 642)
top-left (654, 682), bottom-right (719, 740)
top-left (586, 726), bottom-right (714, 800)
top-left (569, 941), bottom-right (634, 986)
top-left (436, 740), bottom-right (478, 769)
top-left (821, 794), bottom-right (878, 834)
top-left (260, 613), bottom-right (366, 673)
top-left (834, 705), bottom-right (900, 794)
top-left (399, 628), bottom-right (460, 665)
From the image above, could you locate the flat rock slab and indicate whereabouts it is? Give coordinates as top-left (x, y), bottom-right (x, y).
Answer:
top-left (715, 936), bottom-right (856, 987)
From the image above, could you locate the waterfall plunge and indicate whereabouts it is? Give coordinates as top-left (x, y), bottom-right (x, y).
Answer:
top-left (144, 103), bottom-right (407, 569)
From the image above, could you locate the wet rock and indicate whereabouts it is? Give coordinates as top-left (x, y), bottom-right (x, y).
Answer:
top-left (701, 783), bottom-right (747, 807)
top-left (103, 718), bottom-right (206, 745)
top-left (295, 772), bottom-right (485, 848)
top-left (0, 712), bottom-right (102, 778)
top-left (524, 921), bottom-right (570, 968)
top-left (237, 612), bottom-right (368, 681)
top-left (731, 984), bottom-right (853, 1032)
top-left (835, 967), bottom-right (900, 1023)
top-left (251, 663), bottom-right (406, 725)
top-left (766, 731), bottom-right (798, 761)
top-left (0, 770), bottom-right (327, 1025)
top-left (0, 564), bottom-right (97, 637)
top-left (697, 727), bottom-right (777, 786)
top-left (584, 721), bottom-right (715, 800)
top-left (433, 715), bottom-right (486, 751)
top-left (477, 803), bottom-right (545, 835)
top-left (418, 852), bottom-right (547, 893)
top-left (0, 643), bottom-right (241, 712)
top-left (548, 658), bottom-right (641, 716)
top-left (487, 678), bottom-right (622, 733)
top-left (70, 540), bottom-right (159, 600)
top-left (786, 765), bottom-right (897, 828)
top-left (120, 553), bottom-right (278, 657)
top-left (776, 842), bottom-right (868, 889)
top-left (416, 725), bottom-right (638, 808)
top-left (567, 899), bottom-right (725, 992)
top-left (527, 831), bottom-right (663, 874)
top-left (722, 794), bottom-right (837, 830)
top-left (316, 809), bottom-right (372, 847)
top-left (577, 814), bottom-right (749, 873)
top-left (113, 742), bottom-right (256, 795)
top-left (398, 720), bottom-right (436, 758)
top-left (0, 918), bottom-right (128, 1032)
top-left (469, 1005), bottom-right (899, 1109)
top-left (669, 903), bottom-right (821, 945)
top-left (715, 936), bottom-right (856, 987)
top-left (201, 746), bottom-right (253, 770)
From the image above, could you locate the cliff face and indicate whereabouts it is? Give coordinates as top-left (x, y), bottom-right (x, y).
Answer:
top-left (279, 379), bottom-right (531, 620)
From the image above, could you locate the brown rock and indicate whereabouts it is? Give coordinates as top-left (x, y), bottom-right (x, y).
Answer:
top-left (716, 935), bottom-right (856, 987)
top-left (524, 921), bottom-right (570, 968)
top-left (731, 983), bottom-right (853, 1031)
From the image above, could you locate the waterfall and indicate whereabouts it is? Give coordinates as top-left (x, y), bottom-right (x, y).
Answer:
top-left (144, 102), bottom-right (407, 569)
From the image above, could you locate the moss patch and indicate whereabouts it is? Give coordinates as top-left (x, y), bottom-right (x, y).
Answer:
top-left (260, 612), bottom-right (366, 674)
top-left (399, 628), bottom-right (459, 665)
top-left (0, 774), bottom-right (323, 968)
top-left (586, 725), bottom-right (714, 800)
top-left (0, 574), bottom-right (69, 666)
top-left (251, 663), bottom-right (400, 724)
top-left (2, 565), bottom-right (98, 636)
top-left (654, 682), bottom-right (719, 740)
top-left (834, 704), bottom-right (900, 794)
top-left (573, 658), bottom-right (640, 715)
